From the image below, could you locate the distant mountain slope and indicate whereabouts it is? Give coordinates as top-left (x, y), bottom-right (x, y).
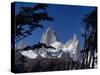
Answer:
top-left (17, 27), bottom-right (81, 61)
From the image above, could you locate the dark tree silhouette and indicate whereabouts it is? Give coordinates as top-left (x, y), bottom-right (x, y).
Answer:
top-left (81, 8), bottom-right (97, 69)
top-left (15, 4), bottom-right (54, 42)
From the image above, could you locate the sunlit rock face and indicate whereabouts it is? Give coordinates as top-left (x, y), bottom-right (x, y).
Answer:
top-left (18, 27), bottom-right (81, 61)
top-left (62, 34), bottom-right (80, 61)
top-left (40, 27), bottom-right (57, 46)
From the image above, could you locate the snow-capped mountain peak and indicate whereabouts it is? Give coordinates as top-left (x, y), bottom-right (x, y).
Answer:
top-left (19, 27), bottom-right (80, 61)
top-left (62, 33), bottom-right (80, 60)
top-left (63, 33), bottom-right (78, 51)
top-left (40, 27), bottom-right (80, 60)
top-left (40, 27), bottom-right (57, 46)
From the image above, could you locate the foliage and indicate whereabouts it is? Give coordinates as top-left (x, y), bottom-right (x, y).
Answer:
top-left (15, 4), bottom-right (54, 42)
top-left (81, 8), bottom-right (97, 69)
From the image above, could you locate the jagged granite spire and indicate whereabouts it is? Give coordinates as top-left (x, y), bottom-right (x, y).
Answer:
top-left (63, 34), bottom-right (78, 50)
top-left (20, 28), bottom-right (81, 61)
top-left (63, 33), bottom-right (80, 60)
top-left (40, 27), bottom-right (57, 46)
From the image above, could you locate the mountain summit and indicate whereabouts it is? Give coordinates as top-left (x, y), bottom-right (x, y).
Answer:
top-left (40, 27), bottom-right (80, 60)
top-left (63, 34), bottom-right (80, 60)
top-left (19, 27), bottom-right (81, 61)
top-left (40, 27), bottom-right (58, 46)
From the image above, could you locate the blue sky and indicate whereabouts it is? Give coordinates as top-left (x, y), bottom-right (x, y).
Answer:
top-left (15, 2), bottom-right (95, 48)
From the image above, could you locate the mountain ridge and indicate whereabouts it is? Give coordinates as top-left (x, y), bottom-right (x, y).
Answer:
top-left (17, 27), bottom-right (81, 61)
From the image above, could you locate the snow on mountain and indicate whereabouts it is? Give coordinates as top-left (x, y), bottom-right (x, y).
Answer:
top-left (21, 48), bottom-right (47, 59)
top-left (17, 42), bottom-right (27, 50)
top-left (62, 34), bottom-right (80, 60)
top-left (18, 27), bottom-right (80, 61)
top-left (40, 27), bottom-right (57, 46)
top-left (40, 27), bottom-right (64, 50)
top-left (21, 50), bottom-right (38, 59)
top-left (50, 42), bottom-right (63, 50)
top-left (63, 34), bottom-right (78, 52)
top-left (38, 48), bottom-right (47, 58)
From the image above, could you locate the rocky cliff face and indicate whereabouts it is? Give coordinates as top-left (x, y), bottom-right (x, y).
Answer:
top-left (40, 27), bottom-right (57, 46)
top-left (17, 27), bottom-right (81, 61)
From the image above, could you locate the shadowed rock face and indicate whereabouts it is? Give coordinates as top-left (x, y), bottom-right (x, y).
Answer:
top-left (15, 51), bottom-right (81, 73)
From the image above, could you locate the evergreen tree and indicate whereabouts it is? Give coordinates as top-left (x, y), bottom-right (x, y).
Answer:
top-left (15, 4), bottom-right (54, 42)
top-left (81, 8), bottom-right (97, 68)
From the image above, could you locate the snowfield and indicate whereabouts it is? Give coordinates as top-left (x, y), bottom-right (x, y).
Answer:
top-left (17, 27), bottom-right (81, 61)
